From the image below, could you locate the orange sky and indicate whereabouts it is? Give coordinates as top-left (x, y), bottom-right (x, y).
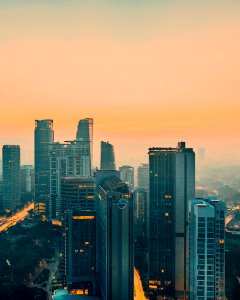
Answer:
top-left (0, 1), bottom-right (240, 167)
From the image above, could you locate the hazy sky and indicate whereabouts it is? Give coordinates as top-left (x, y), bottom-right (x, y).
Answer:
top-left (0, 0), bottom-right (240, 167)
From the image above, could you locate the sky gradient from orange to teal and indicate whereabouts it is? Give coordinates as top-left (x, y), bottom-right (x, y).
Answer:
top-left (0, 0), bottom-right (240, 167)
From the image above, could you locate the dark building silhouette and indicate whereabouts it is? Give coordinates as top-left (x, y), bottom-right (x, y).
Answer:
top-left (133, 188), bottom-right (148, 241)
top-left (100, 141), bottom-right (116, 170)
top-left (96, 170), bottom-right (134, 300)
top-left (148, 142), bottom-right (195, 299)
top-left (34, 119), bottom-right (54, 215)
top-left (2, 145), bottom-right (20, 211)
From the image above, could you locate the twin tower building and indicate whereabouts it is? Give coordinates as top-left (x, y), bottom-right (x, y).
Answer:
top-left (34, 119), bottom-right (225, 300)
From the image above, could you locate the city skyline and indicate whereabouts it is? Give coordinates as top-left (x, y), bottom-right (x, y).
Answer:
top-left (1, 0), bottom-right (240, 165)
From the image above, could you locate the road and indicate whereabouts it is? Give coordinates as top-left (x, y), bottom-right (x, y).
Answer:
top-left (0, 202), bottom-right (34, 232)
top-left (134, 268), bottom-right (147, 300)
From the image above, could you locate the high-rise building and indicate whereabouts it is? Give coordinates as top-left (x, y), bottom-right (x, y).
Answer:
top-left (2, 145), bottom-right (20, 211)
top-left (148, 142), bottom-right (195, 299)
top-left (188, 198), bottom-right (225, 300)
top-left (100, 141), bottom-right (116, 170)
top-left (61, 177), bottom-right (95, 214)
top-left (20, 165), bottom-right (34, 194)
top-left (137, 164), bottom-right (149, 190)
top-left (76, 118), bottom-right (93, 173)
top-left (64, 209), bottom-right (97, 295)
top-left (49, 141), bottom-right (92, 219)
top-left (133, 188), bottom-right (148, 241)
top-left (119, 165), bottom-right (134, 189)
top-left (34, 119), bottom-right (54, 215)
top-left (96, 170), bottom-right (134, 300)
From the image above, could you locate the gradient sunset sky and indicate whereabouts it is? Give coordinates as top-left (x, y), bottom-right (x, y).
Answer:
top-left (0, 0), bottom-right (240, 167)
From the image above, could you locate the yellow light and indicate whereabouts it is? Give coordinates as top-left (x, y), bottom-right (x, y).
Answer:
top-left (73, 216), bottom-right (95, 220)
top-left (85, 242), bottom-right (90, 245)
top-left (52, 220), bottom-right (62, 226)
top-left (161, 269), bottom-right (165, 273)
top-left (80, 249), bottom-right (84, 253)
top-left (219, 239), bottom-right (224, 244)
top-left (149, 285), bottom-right (158, 289)
top-left (165, 213), bottom-right (169, 217)
top-left (86, 195), bottom-right (94, 199)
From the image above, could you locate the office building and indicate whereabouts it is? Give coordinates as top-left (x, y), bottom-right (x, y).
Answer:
top-left (76, 118), bottom-right (93, 174)
top-left (148, 142), bottom-right (195, 299)
top-left (20, 165), bottom-right (34, 194)
top-left (61, 177), bottom-right (95, 213)
top-left (137, 164), bottom-right (149, 190)
top-left (49, 141), bottom-right (92, 219)
top-left (133, 188), bottom-right (148, 241)
top-left (100, 141), bottom-right (116, 170)
top-left (119, 165), bottom-right (134, 189)
top-left (188, 198), bottom-right (225, 300)
top-left (96, 170), bottom-right (134, 300)
top-left (34, 119), bottom-right (54, 215)
top-left (2, 145), bottom-right (20, 211)
top-left (64, 209), bottom-right (96, 295)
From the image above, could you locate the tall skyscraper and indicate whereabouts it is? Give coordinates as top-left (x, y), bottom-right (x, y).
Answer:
top-left (64, 209), bottom-right (97, 295)
top-left (96, 170), bottom-right (134, 300)
top-left (100, 141), bottom-right (116, 170)
top-left (137, 163), bottom-right (149, 190)
top-left (188, 197), bottom-right (225, 300)
top-left (133, 188), bottom-right (148, 241)
top-left (34, 119), bottom-right (54, 215)
top-left (49, 141), bottom-right (92, 219)
top-left (119, 165), bottom-right (134, 189)
top-left (2, 145), bottom-right (20, 211)
top-left (148, 141), bottom-right (195, 299)
top-left (20, 165), bottom-right (34, 194)
top-left (76, 118), bottom-right (93, 173)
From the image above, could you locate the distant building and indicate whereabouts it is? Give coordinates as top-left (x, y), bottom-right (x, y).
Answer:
top-left (137, 164), bottom-right (149, 190)
top-left (49, 141), bottom-right (92, 219)
top-left (34, 119), bottom-right (54, 215)
top-left (100, 141), bottom-right (116, 170)
top-left (197, 148), bottom-right (205, 163)
top-left (61, 177), bottom-right (95, 214)
top-left (148, 142), bottom-right (195, 299)
top-left (96, 170), bottom-right (134, 300)
top-left (119, 165), bottom-right (134, 189)
top-left (133, 188), bottom-right (148, 240)
top-left (188, 197), bottom-right (225, 300)
top-left (76, 118), bottom-right (93, 174)
top-left (64, 209), bottom-right (97, 295)
top-left (20, 165), bottom-right (34, 194)
top-left (2, 145), bottom-right (20, 211)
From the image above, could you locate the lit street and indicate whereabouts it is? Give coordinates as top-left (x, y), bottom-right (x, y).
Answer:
top-left (134, 268), bottom-right (147, 300)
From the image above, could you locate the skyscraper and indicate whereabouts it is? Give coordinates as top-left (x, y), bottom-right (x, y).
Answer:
top-left (20, 165), bottom-right (34, 194)
top-left (64, 209), bottom-right (97, 295)
top-left (96, 170), bottom-right (134, 300)
top-left (133, 188), bottom-right (148, 241)
top-left (100, 141), bottom-right (116, 170)
top-left (188, 197), bottom-right (225, 300)
top-left (148, 142), bottom-right (195, 299)
top-left (2, 145), bottom-right (20, 211)
top-left (137, 163), bottom-right (149, 190)
top-left (34, 119), bottom-right (54, 215)
top-left (119, 165), bottom-right (134, 189)
top-left (76, 118), bottom-right (93, 173)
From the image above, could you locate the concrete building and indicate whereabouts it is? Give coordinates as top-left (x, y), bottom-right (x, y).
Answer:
top-left (188, 197), bottom-right (225, 300)
top-left (100, 141), bottom-right (116, 171)
top-left (119, 165), bottom-right (134, 189)
top-left (148, 142), bottom-right (195, 299)
top-left (96, 170), bottom-right (134, 300)
top-left (34, 119), bottom-right (54, 215)
top-left (2, 145), bottom-right (20, 211)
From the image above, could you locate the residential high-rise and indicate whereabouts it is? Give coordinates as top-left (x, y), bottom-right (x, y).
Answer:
top-left (61, 177), bottom-right (95, 214)
top-left (137, 164), bottom-right (149, 190)
top-left (49, 141), bottom-right (92, 219)
top-left (119, 165), bottom-right (134, 189)
top-left (64, 209), bottom-right (97, 295)
top-left (2, 145), bottom-right (20, 211)
top-left (34, 119), bottom-right (54, 215)
top-left (148, 142), bottom-right (195, 299)
top-left (100, 141), bottom-right (116, 170)
top-left (76, 118), bottom-right (93, 173)
top-left (188, 198), bottom-right (225, 300)
top-left (96, 170), bottom-right (134, 300)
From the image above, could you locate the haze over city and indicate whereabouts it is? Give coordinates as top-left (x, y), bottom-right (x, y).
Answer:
top-left (0, 0), bottom-right (240, 166)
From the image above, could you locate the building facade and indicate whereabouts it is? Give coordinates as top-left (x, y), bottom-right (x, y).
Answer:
top-left (137, 164), bottom-right (149, 190)
top-left (133, 188), bottom-right (148, 241)
top-left (20, 165), bottom-right (34, 194)
top-left (148, 142), bottom-right (195, 299)
top-left (34, 119), bottom-right (54, 215)
top-left (119, 165), bottom-right (134, 189)
top-left (96, 170), bottom-right (134, 300)
top-left (100, 141), bottom-right (116, 171)
top-left (188, 198), bottom-right (225, 300)
top-left (2, 145), bottom-right (20, 211)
